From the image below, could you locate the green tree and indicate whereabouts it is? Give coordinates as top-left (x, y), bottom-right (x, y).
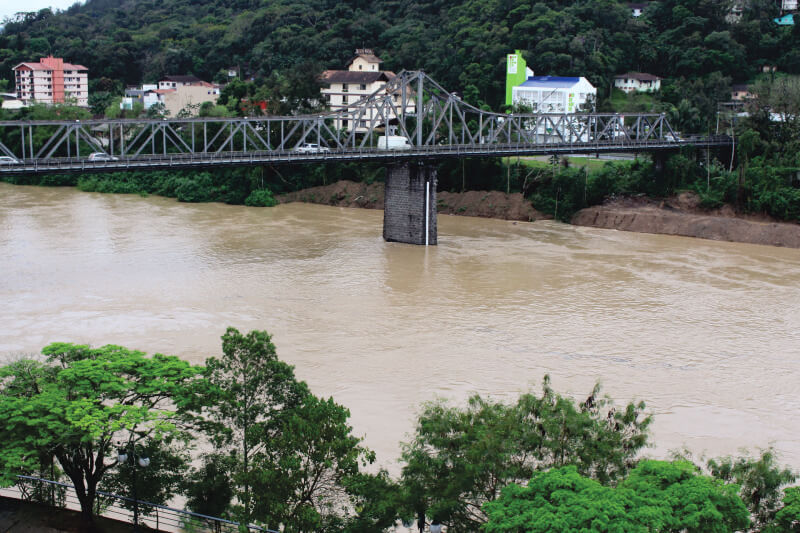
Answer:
top-left (482, 465), bottom-right (650, 533)
top-left (708, 449), bottom-right (797, 531)
top-left (198, 328), bottom-right (308, 524)
top-left (249, 394), bottom-right (378, 532)
top-left (0, 344), bottom-right (203, 524)
top-left (100, 438), bottom-right (189, 516)
top-left (197, 328), bottom-right (393, 532)
top-left (483, 461), bottom-right (750, 533)
top-left (400, 377), bottom-right (651, 531)
top-left (622, 460), bottom-right (750, 533)
top-left (768, 487), bottom-right (800, 532)
top-left (183, 453), bottom-right (236, 521)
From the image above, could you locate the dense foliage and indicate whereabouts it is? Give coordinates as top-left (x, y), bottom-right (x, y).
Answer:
top-left (483, 461), bottom-right (751, 533)
top-left (0, 0), bottom-right (797, 124)
top-left (400, 377), bottom-right (651, 531)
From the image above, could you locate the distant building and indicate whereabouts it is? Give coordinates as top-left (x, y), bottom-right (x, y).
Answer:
top-left (613, 72), bottom-right (662, 93)
top-left (783, 0), bottom-right (798, 11)
top-left (120, 85), bottom-right (160, 111)
top-left (122, 77), bottom-right (220, 116)
top-left (319, 49), bottom-right (415, 132)
top-left (731, 84), bottom-right (752, 101)
top-left (511, 76), bottom-right (596, 113)
top-left (158, 75), bottom-right (206, 90)
top-left (1, 92), bottom-right (25, 110)
top-left (12, 56), bottom-right (88, 106)
top-left (628, 2), bottom-right (648, 17)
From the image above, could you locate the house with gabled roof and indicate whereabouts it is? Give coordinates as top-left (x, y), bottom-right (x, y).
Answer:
top-left (319, 49), bottom-right (415, 132)
top-left (613, 72), bottom-right (662, 93)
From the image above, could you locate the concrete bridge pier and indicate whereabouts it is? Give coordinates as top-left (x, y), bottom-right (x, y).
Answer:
top-left (383, 162), bottom-right (438, 245)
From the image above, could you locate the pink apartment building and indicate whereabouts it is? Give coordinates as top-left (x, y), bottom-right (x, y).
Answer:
top-left (13, 56), bottom-right (89, 107)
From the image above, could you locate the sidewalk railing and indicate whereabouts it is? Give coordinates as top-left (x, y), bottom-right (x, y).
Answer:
top-left (1, 475), bottom-right (279, 533)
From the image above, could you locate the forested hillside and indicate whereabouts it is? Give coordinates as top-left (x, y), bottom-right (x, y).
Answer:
top-left (0, 0), bottom-right (797, 115)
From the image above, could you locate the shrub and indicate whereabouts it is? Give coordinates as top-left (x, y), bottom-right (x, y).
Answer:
top-left (244, 189), bottom-right (277, 207)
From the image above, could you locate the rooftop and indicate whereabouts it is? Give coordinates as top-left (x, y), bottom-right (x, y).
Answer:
top-left (320, 71), bottom-right (394, 85)
top-left (345, 48), bottom-right (383, 68)
top-left (161, 75), bottom-right (204, 84)
top-left (13, 58), bottom-right (88, 71)
top-left (614, 72), bottom-right (661, 81)
top-left (518, 76), bottom-right (582, 89)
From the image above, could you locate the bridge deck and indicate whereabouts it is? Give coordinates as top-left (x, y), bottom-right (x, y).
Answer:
top-left (0, 139), bottom-right (730, 175)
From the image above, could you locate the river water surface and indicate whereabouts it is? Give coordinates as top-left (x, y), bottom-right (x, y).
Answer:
top-left (2, 182), bottom-right (799, 471)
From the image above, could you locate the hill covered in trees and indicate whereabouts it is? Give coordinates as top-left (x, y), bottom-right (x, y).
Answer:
top-left (1, 0), bottom-right (798, 121)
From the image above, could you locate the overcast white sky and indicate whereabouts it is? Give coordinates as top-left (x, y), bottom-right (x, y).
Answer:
top-left (0, 0), bottom-right (82, 22)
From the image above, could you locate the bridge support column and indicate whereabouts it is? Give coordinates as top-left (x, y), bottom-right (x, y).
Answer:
top-left (383, 162), bottom-right (437, 245)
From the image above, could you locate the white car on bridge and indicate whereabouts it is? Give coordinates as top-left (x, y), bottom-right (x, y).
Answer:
top-left (293, 143), bottom-right (331, 154)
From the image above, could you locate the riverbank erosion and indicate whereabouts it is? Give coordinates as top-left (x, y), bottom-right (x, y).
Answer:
top-left (572, 192), bottom-right (800, 249)
top-left (277, 179), bottom-right (549, 221)
top-left (279, 181), bottom-right (800, 248)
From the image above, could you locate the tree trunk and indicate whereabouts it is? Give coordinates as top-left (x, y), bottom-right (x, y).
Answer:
top-left (56, 452), bottom-right (97, 527)
top-left (69, 472), bottom-right (96, 524)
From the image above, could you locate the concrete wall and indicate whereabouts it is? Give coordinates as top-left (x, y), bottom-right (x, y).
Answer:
top-left (161, 85), bottom-right (219, 116)
top-left (383, 163), bottom-right (437, 245)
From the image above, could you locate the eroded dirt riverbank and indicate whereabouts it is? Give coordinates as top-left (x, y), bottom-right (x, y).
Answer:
top-left (279, 181), bottom-right (800, 248)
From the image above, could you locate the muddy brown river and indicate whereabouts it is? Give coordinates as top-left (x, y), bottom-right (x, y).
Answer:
top-left (2, 182), bottom-right (799, 472)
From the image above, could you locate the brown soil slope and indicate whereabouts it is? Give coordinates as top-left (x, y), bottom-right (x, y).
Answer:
top-left (279, 181), bottom-right (800, 248)
top-left (278, 180), bottom-right (549, 221)
top-left (572, 192), bottom-right (800, 248)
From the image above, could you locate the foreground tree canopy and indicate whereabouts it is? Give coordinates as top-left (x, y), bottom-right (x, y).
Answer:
top-left (0, 333), bottom-right (797, 533)
top-left (0, 343), bottom-right (203, 521)
top-left (400, 377), bottom-right (651, 531)
top-left (483, 460), bottom-right (750, 533)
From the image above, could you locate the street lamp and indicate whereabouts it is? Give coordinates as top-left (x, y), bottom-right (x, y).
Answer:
top-left (117, 447), bottom-right (150, 530)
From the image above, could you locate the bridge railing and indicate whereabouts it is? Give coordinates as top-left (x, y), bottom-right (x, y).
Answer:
top-left (0, 475), bottom-right (278, 533)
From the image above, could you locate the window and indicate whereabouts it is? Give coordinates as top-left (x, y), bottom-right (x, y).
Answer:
top-left (342, 119), bottom-right (349, 128)
top-left (342, 83), bottom-right (348, 92)
top-left (372, 65), bottom-right (376, 70)
top-left (359, 65), bottom-right (363, 70)
top-left (360, 84), bottom-right (366, 90)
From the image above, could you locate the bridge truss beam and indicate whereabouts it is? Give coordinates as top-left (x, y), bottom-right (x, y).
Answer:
top-left (0, 71), bottom-right (732, 175)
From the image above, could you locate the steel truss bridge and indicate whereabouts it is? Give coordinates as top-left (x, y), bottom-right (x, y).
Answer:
top-left (0, 71), bottom-right (731, 175)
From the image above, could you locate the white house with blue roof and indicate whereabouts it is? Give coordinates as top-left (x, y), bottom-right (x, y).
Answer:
top-left (511, 75), bottom-right (596, 113)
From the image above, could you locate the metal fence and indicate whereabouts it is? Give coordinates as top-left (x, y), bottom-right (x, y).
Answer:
top-left (0, 475), bottom-right (278, 533)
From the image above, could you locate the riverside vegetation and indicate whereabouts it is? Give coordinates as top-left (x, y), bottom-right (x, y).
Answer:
top-left (2, 0), bottom-right (800, 225)
top-left (0, 329), bottom-right (798, 533)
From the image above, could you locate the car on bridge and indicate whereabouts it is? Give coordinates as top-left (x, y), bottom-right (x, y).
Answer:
top-left (293, 143), bottom-right (331, 154)
top-left (87, 152), bottom-right (119, 161)
top-left (0, 156), bottom-right (20, 165)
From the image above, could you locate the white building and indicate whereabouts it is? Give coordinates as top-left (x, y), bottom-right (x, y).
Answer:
top-left (13, 56), bottom-right (88, 107)
top-left (613, 72), bottom-right (662, 93)
top-left (319, 49), bottom-right (415, 132)
top-left (784, 0), bottom-right (798, 11)
top-left (511, 76), bottom-right (596, 113)
top-left (158, 75), bottom-right (207, 90)
top-left (628, 2), bottom-right (648, 17)
top-left (120, 85), bottom-right (160, 111)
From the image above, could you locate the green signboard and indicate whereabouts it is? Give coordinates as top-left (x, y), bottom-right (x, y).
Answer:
top-left (505, 50), bottom-right (528, 107)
